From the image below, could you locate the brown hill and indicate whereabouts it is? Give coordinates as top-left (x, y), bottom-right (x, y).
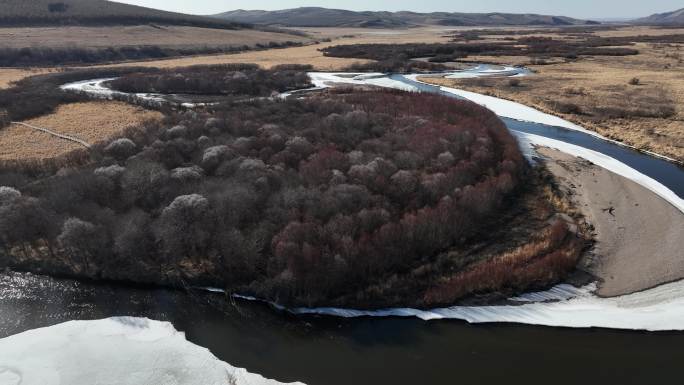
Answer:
top-left (0, 0), bottom-right (247, 29)
top-left (214, 7), bottom-right (599, 28)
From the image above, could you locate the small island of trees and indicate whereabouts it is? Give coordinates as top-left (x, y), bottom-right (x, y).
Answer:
top-left (0, 67), bottom-right (586, 308)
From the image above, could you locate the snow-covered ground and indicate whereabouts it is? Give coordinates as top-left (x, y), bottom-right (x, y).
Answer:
top-left (0, 317), bottom-right (304, 385)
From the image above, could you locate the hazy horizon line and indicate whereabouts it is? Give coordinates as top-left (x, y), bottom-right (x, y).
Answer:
top-left (113, 1), bottom-right (681, 20)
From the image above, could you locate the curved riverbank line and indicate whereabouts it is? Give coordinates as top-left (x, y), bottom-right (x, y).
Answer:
top-left (536, 147), bottom-right (684, 297)
top-left (219, 139), bottom-right (683, 330)
top-left (515, 133), bottom-right (684, 213)
top-left (286, 278), bottom-right (684, 331)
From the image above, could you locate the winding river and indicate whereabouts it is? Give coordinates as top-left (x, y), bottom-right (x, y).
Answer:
top-left (3, 66), bottom-right (684, 384)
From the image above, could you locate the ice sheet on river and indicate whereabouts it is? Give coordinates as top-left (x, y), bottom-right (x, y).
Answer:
top-left (308, 72), bottom-right (419, 92)
top-left (289, 279), bottom-right (684, 331)
top-left (0, 317), bottom-right (304, 385)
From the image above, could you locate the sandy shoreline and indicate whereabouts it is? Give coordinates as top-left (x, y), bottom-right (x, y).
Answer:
top-left (538, 147), bottom-right (684, 297)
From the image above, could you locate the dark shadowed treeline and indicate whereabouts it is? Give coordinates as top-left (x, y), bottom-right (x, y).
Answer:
top-left (109, 64), bottom-right (313, 96)
top-left (0, 41), bottom-right (305, 67)
top-left (323, 35), bottom-right (641, 72)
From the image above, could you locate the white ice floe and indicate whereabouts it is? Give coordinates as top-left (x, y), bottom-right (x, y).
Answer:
top-left (0, 317), bottom-right (304, 385)
top-left (514, 131), bottom-right (684, 214)
top-left (288, 279), bottom-right (684, 331)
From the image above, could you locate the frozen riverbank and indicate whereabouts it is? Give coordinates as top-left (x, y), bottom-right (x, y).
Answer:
top-left (286, 278), bottom-right (684, 331)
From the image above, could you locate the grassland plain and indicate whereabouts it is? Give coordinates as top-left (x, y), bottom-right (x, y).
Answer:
top-left (100, 27), bottom-right (455, 70)
top-left (0, 68), bottom-right (54, 89)
top-left (2, 26), bottom-right (682, 161)
top-left (421, 27), bottom-right (684, 162)
top-left (0, 101), bottom-right (161, 160)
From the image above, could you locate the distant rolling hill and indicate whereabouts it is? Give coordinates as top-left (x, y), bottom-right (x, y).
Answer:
top-left (0, 0), bottom-right (248, 29)
top-left (635, 8), bottom-right (684, 25)
top-left (214, 7), bottom-right (599, 28)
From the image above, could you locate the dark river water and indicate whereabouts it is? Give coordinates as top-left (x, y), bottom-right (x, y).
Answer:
top-left (3, 74), bottom-right (684, 385)
top-left (2, 271), bottom-right (684, 385)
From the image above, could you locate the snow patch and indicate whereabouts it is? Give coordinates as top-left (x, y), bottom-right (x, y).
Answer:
top-left (0, 317), bottom-right (304, 385)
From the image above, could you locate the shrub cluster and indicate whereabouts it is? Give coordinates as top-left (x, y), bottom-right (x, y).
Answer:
top-left (322, 36), bottom-right (640, 72)
top-left (108, 64), bottom-right (313, 97)
top-left (0, 90), bottom-right (529, 307)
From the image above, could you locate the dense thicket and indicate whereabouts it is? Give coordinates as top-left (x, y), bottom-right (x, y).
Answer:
top-left (323, 36), bottom-right (640, 71)
top-left (0, 41), bottom-right (304, 67)
top-left (109, 64), bottom-right (313, 96)
top-left (0, 90), bottom-right (533, 307)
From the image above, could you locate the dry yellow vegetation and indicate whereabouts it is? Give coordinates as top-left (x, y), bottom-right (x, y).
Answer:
top-left (101, 27), bottom-right (454, 70)
top-left (0, 101), bottom-right (161, 160)
top-left (421, 28), bottom-right (684, 162)
top-left (1, 27), bottom-right (455, 82)
top-left (0, 68), bottom-right (54, 89)
top-left (2, 25), bottom-right (681, 162)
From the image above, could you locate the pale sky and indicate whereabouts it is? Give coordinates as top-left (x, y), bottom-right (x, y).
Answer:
top-left (115, 0), bottom-right (682, 19)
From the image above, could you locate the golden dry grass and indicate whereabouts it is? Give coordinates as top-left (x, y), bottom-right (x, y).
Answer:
top-left (104, 43), bottom-right (370, 71)
top-left (2, 27), bottom-right (453, 81)
top-left (421, 27), bottom-right (684, 162)
top-left (0, 101), bottom-right (161, 160)
top-left (0, 68), bottom-right (54, 89)
top-left (100, 27), bottom-right (454, 71)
